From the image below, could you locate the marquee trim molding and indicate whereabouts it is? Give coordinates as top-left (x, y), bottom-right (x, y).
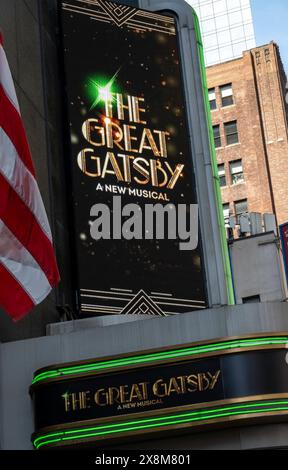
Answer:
top-left (32, 395), bottom-right (288, 449)
top-left (31, 333), bottom-right (288, 387)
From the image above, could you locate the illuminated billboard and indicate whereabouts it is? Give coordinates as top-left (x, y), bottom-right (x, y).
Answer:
top-left (60, 0), bottom-right (207, 316)
top-left (31, 333), bottom-right (288, 448)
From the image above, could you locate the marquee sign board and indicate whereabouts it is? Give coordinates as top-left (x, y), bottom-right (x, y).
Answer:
top-left (32, 357), bottom-right (223, 428)
top-left (31, 334), bottom-right (288, 449)
top-left (60, 0), bottom-right (208, 317)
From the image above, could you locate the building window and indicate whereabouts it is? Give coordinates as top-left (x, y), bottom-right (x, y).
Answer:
top-left (224, 120), bottom-right (239, 145)
top-left (213, 125), bottom-right (221, 148)
top-left (230, 159), bottom-right (244, 185)
top-left (234, 199), bottom-right (248, 222)
top-left (223, 203), bottom-right (230, 227)
top-left (208, 88), bottom-right (217, 110)
top-left (242, 295), bottom-right (261, 304)
top-left (218, 164), bottom-right (226, 187)
top-left (220, 83), bottom-right (234, 107)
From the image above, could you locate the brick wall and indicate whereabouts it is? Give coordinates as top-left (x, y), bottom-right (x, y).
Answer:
top-left (207, 42), bottom-right (288, 227)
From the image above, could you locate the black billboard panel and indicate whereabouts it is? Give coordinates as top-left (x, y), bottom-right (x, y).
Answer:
top-left (60, 0), bottom-right (207, 316)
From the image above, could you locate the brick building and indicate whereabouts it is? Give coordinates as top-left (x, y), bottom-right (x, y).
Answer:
top-left (207, 42), bottom-right (288, 229)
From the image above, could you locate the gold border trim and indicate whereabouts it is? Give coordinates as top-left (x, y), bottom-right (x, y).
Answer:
top-left (31, 344), bottom-right (286, 389)
top-left (35, 331), bottom-right (288, 372)
top-left (31, 332), bottom-right (288, 388)
top-left (32, 393), bottom-right (288, 437)
top-left (62, 0), bottom-right (176, 34)
top-left (32, 395), bottom-right (288, 449)
top-left (42, 411), bottom-right (288, 448)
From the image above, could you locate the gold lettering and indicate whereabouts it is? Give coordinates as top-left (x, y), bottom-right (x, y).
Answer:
top-left (116, 93), bottom-right (134, 122)
top-left (105, 99), bottom-right (113, 119)
top-left (187, 375), bottom-right (198, 392)
top-left (108, 387), bottom-right (121, 405)
top-left (177, 376), bottom-right (187, 394)
top-left (63, 392), bottom-right (91, 412)
top-left (77, 149), bottom-right (101, 177)
top-left (153, 130), bottom-right (169, 158)
top-left (94, 389), bottom-right (108, 407)
top-left (167, 377), bottom-right (181, 396)
top-left (63, 393), bottom-right (71, 412)
top-left (82, 119), bottom-right (105, 146)
top-left (101, 152), bottom-right (124, 181)
top-left (120, 385), bottom-right (130, 404)
top-left (208, 370), bottom-right (221, 390)
top-left (139, 382), bottom-right (149, 400)
top-left (132, 97), bottom-right (147, 125)
top-left (129, 384), bottom-right (144, 402)
top-left (123, 125), bottom-right (138, 153)
top-left (198, 373), bottom-right (210, 392)
top-left (105, 121), bottom-right (124, 151)
top-left (166, 163), bottom-right (185, 190)
top-left (153, 379), bottom-right (167, 398)
top-left (118, 154), bottom-right (134, 183)
top-left (139, 128), bottom-right (160, 157)
top-left (150, 160), bottom-right (168, 188)
top-left (133, 157), bottom-right (150, 185)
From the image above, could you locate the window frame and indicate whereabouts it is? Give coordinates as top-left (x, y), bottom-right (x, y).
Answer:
top-left (218, 163), bottom-right (227, 187)
top-left (242, 295), bottom-right (261, 304)
top-left (220, 83), bottom-right (234, 107)
top-left (213, 124), bottom-right (222, 148)
top-left (230, 159), bottom-right (245, 185)
top-left (208, 88), bottom-right (217, 111)
top-left (234, 199), bottom-right (248, 223)
top-left (223, 203), bottom-right (230, 227)
top-left (224, 120), bottom-right (239, 146)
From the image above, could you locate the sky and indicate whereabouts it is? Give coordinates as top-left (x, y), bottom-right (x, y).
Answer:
top-left (251, 0), bottom-right (288, 72)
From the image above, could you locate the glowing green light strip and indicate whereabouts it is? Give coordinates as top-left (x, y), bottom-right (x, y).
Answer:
top-left (32, 336), bottom-right (288, 385)
top-left (192, 9), bottom-right (235, 305)
top-left (33, 400), bottom-right (288, 449)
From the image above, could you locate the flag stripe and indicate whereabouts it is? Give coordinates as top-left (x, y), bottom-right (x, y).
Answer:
top-left (0, 127), bottom-right (52, 241)
top-left (0, 262), bottom-right (34, 321)
top-left (0, 174), bottom-right (59, 287)
top-left (0, 220), bottom-right (52, 304)
top-left (0, 43), bottom-right (20, 113)
top-left (0, 84), bottom-right (35, 177)
top-left (0, 35), bottom-right (60, 320)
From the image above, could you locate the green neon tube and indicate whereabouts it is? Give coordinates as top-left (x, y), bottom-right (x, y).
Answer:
top-left (192, 10), bottom-right (235, 305)
top-left (32, 336), bottom-right (288, 385)
top-left (33, 400), bottom-right (288, 449)
top-left (36, 406), bottom-right (288, 449)
top-left (34, 338), bottom-right (285, 380)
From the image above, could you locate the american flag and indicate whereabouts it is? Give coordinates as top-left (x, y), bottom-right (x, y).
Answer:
top-left (0, 33), bottom-right (60, 321)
